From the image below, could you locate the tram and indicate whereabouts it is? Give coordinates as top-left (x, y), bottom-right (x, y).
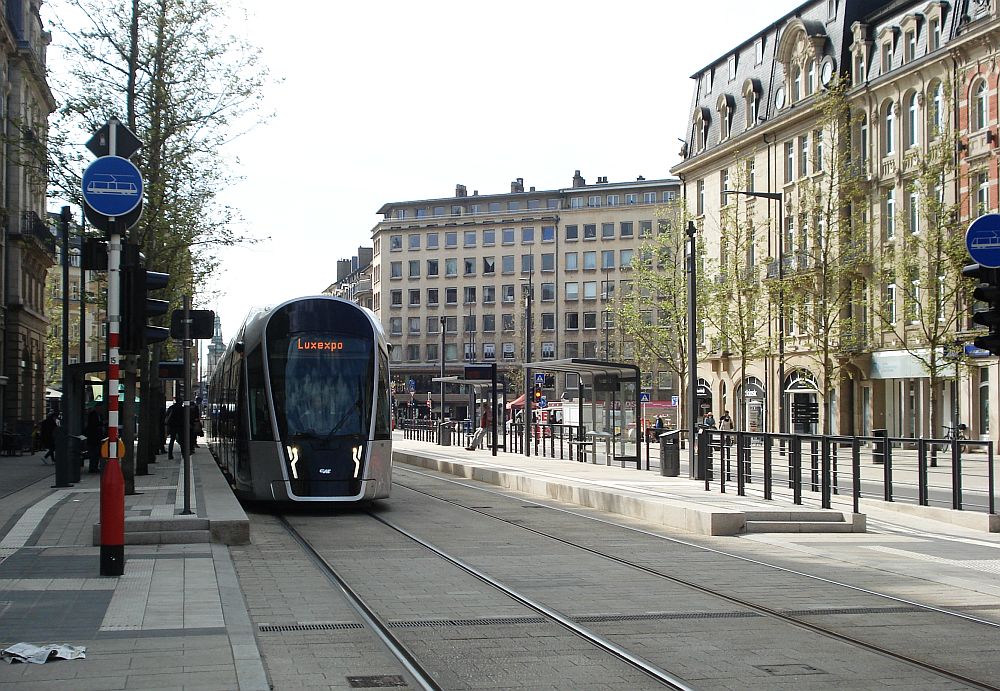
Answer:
top-left (207, 296), bottom-right (392, 502)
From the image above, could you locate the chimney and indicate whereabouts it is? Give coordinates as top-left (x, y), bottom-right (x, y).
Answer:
top-left (455, 184), bottom-right (467, 197)
top-left (511, 178), bottom-right (524, 193)
top-left (637, 175), bottom-right (645, 181)
top-left (572, 170), bottom-right (586, 188)
top-left (358, 247), bottom-right (373, 266)
top-left (529, 186), bottom-right (535, 192)
top-left (336, 259), bottom-right (352, 283)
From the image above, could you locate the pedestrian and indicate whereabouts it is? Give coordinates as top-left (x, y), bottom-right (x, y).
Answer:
top-left (157, 402), bottom-right (167, 454)
top-left (190, 396), bottom-right (203, 451)
top-left (719, 409), bottom-right (734, 446)
top-left (166, 397), bottom-right (184, 460)
top-left (85, 403), bottom-right (106, 473)
top-left (703, 411), bottom-right (716, 429)
top-left (39, 411), bottom-right (58, 463)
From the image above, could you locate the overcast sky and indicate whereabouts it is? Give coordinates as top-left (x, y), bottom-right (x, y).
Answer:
top-left (55, 1), bottom-right (807, 344)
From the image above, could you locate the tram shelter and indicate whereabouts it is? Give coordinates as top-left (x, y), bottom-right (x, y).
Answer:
top-left (523, 358), bottom-right (642, 469)
top-left (432, 363), bottom-right (501, 456)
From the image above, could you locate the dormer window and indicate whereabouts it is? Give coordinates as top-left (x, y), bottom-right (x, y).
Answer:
top-left (694, 107), bottom-right (711, 152)
top-left (743, 79), bottom-right (762, 128)
top-left (728, 55), bottom-right (737, 81)
top-left (717, 95), bottom-right (735, 140)
top-left (904, 29), bottom-right (916, 62)
top-left (881, 41), bottom-right (893, 74)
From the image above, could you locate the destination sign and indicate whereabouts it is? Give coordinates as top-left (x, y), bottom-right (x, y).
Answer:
top-left (295, 339), bottom-right (345, 351)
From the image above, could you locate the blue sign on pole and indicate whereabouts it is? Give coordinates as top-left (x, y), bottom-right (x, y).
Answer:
top-left (407, 378), bottom-right (416, 393)
top-left (538, 396), bottom-right (547, 408)
top-left (639, 392), bottom-right (651, 403)
top-left (534, 373), bottom-right (545, 385)
top-left (82, 156), bottom-right (143, 218)
top-left (965, 213), bottom-right (1000, 268)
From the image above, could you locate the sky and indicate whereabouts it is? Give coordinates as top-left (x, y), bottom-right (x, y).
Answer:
top-left (53, 0), bottom-right (807, 344)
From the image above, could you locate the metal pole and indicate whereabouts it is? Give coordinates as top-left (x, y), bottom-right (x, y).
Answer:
top-left (524, 281), bottom-right (532, 457)
top-left (686, 221), bottom-right (698, 478)
top-left (55, 207), bottom-right (73, 488)
top-left (181, 295), bottom-right (193, 515)
top-left (439, 315), bottom-right (445, 442)
top-left (100, 215), bottom-right (125, 577)
top-left (777, 198), bottom-right (786, 435)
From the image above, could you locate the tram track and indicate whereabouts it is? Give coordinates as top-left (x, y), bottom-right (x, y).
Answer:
top-left (393, 466), bottom-right (1000, 690)
top-left (277, 513), bottom-right (695, 690)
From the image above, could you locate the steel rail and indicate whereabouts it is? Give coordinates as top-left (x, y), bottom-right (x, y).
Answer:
top-left (395, 468), bottom-right (1000, 690)
top-left (277, 515), bottom-right (441, 691)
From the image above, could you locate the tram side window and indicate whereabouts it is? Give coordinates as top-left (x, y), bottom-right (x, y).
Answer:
top-left (374, 349), bottom-right (392, 440)
top-left (246, 346), bottom-right (274, 440)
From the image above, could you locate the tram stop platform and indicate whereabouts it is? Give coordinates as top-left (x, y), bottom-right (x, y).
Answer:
top-left (0, 445), bottom-right (267, 691)
top-left (394, 434), bottom-right (1000, 537)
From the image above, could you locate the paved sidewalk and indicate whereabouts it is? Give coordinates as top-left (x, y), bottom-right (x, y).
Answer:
top-left (0, 449), bottom-right (266, 690)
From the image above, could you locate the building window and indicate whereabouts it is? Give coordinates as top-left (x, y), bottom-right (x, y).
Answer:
top-left (541, 313), bottom-right (555, 331)
top-left (906, 92), bottom-right (918, 148)
top-left (502, 284), bottom-right (514, 303)
top-left (570, 197), bottom-right (583, 209)
top-left (444, 316), bottom-right (457, 333)
top-left (884, 101), bottom-right (895, 155)
top-left (483, 256), bottom-right (495, 274)
top-left (464, 258), bottom-right (475, 276)
top-left (427, 317), bottom-right (439, 334)
top-left (521, 254), bottom-right (534, 274)
top-left (445, 231), bottom-right (457, 248)
top-left (483, 285), bottom-right (496, 304)
top-left (565, 342), bottom-right (579, 358)
top-left (389, 317), bottom-right (402, 335)
top-left (408, 260), bottom-right (420, 278)
top-left (446, 287), bottom-right (457, 305)
top-left (625, 193), bottom-right (637, 205)
top-left (973, 80), bottom-right (988, 132)
top-left (620, 249), bottom-right (634, 268)
top-left (602, 222), bottom-right (614, 240)
top-left (929, 82), bottom-right (944, 137)
top-left (502, 314), bottom-right (515, 332)
top-left (409, 289), bottom-right (420, 306)
top-left (640, 220), bottom-right (652, 238)
top-left (565, 282), bottom-right (579, 300)
top-left (390, 235), bottom-right (402, 250)
top-left (390, 290), bottom-right (402, 307)
top-left (483, 314), bottom-right (496, 332)
top-left (542, 225), bottom-right (555, 242)
top-left (880, 41), bottom-right (892, 74)
top-left (445, 258), bottom-right (457, 277)
top-left (502, 228), bottom-right (515, 244)
top-left (427, 259), bottom-right (439, 277)
top-left (607, 194), bottom-right (619, 206)
top-left (566, 312), bottom-right (579, 330)
top-left (583, 281), bottom-right (598, 300)
top-left (483, 343), bottom-right (496, 360)
top-left (408, 234), bottom-right (420, 250)
top-left (483, 228), bottom-right (495, 246)
top-left (799, 135), bottom-right (809, 177)
top-left (583, 251), bottom-right (596, 270)
top-left (427, 288), bottom-right (438, 306)
top-left (859, 113), bottom-right (869, 164)
top-left (975, 171), bottom-right (989, 216)
top-left (583, 224), bottom-right (597, 240)
top-left (908, 189), bottom-right (920, 234)
top-left (588, 195), bottom-right (602, 208)
top-left (408, 317), bottom-right (420, 335)
top-left (886, 283), bottom-right (897, 324)
top-left (697, 179), bottom-right (705, 215)
top-left (565, 224), bottom-right (578, 241)
top-left (541, 253), bottom-right (555, 272)
top-left (728, 54), bottom-right (737, 81)
top-left (784, 141), bottom-right (794, 182)
top-left (502, 255), bottom-right (514, 274)
top-left (583, 312), bottom-right (597, 329)
top-left (620, 221), bottom-right (634, 238)
top-left (390, 261), bottom-right (402, 279)
top-left (929, 18), bottom-right (941, 51)
top-left (464, 230), bottom-right (477, 248)
top-left (464, 286), bottom-right (477, 304)
top-left (884, 187), bottom-right (895, 240)
top-left (904, 30), bottom-right (916, 63)
top-left (601, 250), bottom-right (614, 270)
top-left (542, 342), bottom-right (555, 359)
top-left (565, 252), bottom-right (578, 271)
top-left (522, 227), bottom-right (535, 243)
top-left (427, 232), bottom-right (439, 249)
top-left (541, 283), bottom-right (555, 301)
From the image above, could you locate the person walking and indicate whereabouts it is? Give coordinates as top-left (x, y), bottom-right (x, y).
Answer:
top-left (703, 411), bottom-right (716, 429)
top-left (39, 411), bottom-right (58, 463)
top-left (166, 397), bottom-right (184, 460)
top-left (190, 396), bottom-right (202, 452)
top-left (85, 403), bottom-right (106, 473)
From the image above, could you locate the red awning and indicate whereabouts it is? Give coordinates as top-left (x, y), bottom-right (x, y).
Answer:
top-left (506, 393), bottom-right (526, 409)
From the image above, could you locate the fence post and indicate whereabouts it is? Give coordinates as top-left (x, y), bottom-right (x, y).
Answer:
top-left (852, 437), bottom-right (860, 515)
top-left (736, 432), bottom-right (745, 496)
top-left (764, 435), bottom-right (773, 500)
top-left (989, 441), bottom-right (995, 516)
top-left (821, 437), bottom-right (831, 509)
top-left (918, 438), bottom-right (928, 506)
top-left (791, 435), bottom-right (802, 505)
top-left (952, 436), bottom-right (962, 510)
top-left (881, 430), bottom-right (892, 502)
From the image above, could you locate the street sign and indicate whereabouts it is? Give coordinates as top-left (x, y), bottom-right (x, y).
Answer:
top-left (639, 392), bottom-right (650, 403)
top-left (83, 156), bottom-right (143, 218)
top-left (86, 118), bottom-right (142, 159)
top-left (671, 395), bottom-right (679, 407)
top-left (169, 309), bottom-right (215, 339)
top-left (407, 378), bottom-right (416, 393)
top-left (534, 372), bottom-right (546, 385)
top-left (965, 344), bottom-right (992, 358)
top-left (539, 396), bottom-right (547, 408)
top-left (966, 213), bottom-right (1000, 268)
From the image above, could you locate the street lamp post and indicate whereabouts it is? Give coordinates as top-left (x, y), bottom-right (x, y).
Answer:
top-left (439, 315), bottom-right (446, 443)
top-left (522, 278), bottom-right (533, 457)
top-left (722, 189), bottom-right (784, 434)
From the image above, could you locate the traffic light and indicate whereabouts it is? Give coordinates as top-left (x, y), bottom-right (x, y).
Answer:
top-left (963, 263), bottom-right (1000, 355)
top-left (121, 258), bottom-right (170, 354)
top-left (533, 385), bottom-right (542, 403)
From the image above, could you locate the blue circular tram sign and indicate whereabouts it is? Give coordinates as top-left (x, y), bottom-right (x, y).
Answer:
top-left (966, 213), bottom-right (1000, 268)
top-left (82, 155), bottom-right (143, 218)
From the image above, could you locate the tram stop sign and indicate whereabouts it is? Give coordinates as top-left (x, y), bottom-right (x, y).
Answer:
top-left (965, 213), bottom-right (1000, 268)
top-left (82, 156), bottom-right (144, 233)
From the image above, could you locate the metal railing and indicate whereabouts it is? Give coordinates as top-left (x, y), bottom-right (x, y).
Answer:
top-left (398, 421), bottom-right (996, 516)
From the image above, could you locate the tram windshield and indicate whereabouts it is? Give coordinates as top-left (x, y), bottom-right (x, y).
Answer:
top-left (268, 332), bottom-right (374, 439)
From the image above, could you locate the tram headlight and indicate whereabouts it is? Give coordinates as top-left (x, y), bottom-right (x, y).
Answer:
top-left (287, 445), bottom-right (300, 479)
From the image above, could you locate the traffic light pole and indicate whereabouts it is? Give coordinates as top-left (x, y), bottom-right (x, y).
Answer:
top-left (181, 295), bottom-right (193, 515)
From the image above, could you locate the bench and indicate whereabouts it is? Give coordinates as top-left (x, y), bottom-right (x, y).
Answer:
top-left (614, 455), bottom-right (641, 469)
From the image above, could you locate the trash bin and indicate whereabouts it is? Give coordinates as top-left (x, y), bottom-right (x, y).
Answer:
top-left (659, 430), bottom-right (680, 477)
top-left (872, 428), bottom-right (886, 465)
top-left (438, 422), bottom-right (452, 446)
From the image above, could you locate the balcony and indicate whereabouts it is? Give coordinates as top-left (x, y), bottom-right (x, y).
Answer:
top-left (967, 129), bottom-right (995, 160)
top-left (9, 210), bottom-right (55, 256)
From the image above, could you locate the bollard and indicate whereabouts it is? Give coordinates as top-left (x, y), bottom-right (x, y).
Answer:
top-left (99, 458), bottom-right (125, 576)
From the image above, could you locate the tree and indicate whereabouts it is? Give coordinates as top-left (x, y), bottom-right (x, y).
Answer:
top-left (705, 157), bottom-right (771, 429)
top-left (871, 108), bottom-right (968, 439)
top-left (47, 0), bottom-right (272, 474)
top-left (620, 200), bottom-right (706, 431)
top-left (783, 79), bottom-right (870, 434)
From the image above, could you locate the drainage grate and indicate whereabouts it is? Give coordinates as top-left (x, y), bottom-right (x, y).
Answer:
top-left (347, 675), bottom-right (407, 688)
top-left (784, 606), bottom-right (922, 616)
top-left (389, 615), bottom-right (547, 628)
top-left (754, 663), bottom-right (826, 676)
top-left (577, 611), bottom-right (761, 623)
top-left (259, 622), bottom-right (364, 632)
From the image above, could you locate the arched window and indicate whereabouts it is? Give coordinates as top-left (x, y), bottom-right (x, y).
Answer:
top-left (928, 81), bottom-right (944, 137)
top-left (694, 108), bottom-right (710, 152)
top-left (906, 92), bottom-right (918, 148)
top-left (972, 80), bottom-right (988, 131)
top-left (792, 65), bottom-right (802, 102)
top-left (883, 101), bottom-right (895, 155)
top-left (858, 112), bottom-right (869, 164)
top-left (806, 60), bottom-right (816, 96)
